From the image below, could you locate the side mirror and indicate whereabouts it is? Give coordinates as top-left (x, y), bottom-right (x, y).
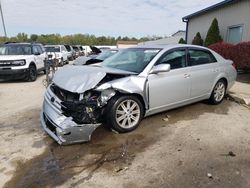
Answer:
top-left (34, 52), bottom-right (40, 56)
top-left (150, 64), bottom-right (170, 74)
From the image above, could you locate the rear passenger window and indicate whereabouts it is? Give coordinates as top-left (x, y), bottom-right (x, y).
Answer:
top-left (32, 46), bottom-right (39, 55)
top-left (188, 50), bottom-right (217, 66)
top-left (36, 46), bottom-right (43, 54)
top-left (157, 50), bottom-right (186, 70)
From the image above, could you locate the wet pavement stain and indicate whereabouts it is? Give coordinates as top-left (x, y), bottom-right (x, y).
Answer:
top-left (3, 100), bottom-right (232, 188)
top-left (32, 140), bottom-right (45, 149)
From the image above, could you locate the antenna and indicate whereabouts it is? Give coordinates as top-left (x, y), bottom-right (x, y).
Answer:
top-left (0, 0), bottom-right (7, 37)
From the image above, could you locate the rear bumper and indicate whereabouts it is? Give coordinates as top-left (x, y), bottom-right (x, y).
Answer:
top-left (40, 88), bottom-right (101, 145)
top-left (0, 68), bottom-right (28, 80)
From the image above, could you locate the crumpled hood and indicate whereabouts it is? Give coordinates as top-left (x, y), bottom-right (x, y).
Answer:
top-left (0, 55), bottom-right (32, 60)
top-left (52, 65), bottom-right (135, 93)
top-left (73, 56), bottom-right (91, 65)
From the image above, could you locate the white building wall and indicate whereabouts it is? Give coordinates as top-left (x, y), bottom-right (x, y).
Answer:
top-left (187, 0), bottom-right (250, 44)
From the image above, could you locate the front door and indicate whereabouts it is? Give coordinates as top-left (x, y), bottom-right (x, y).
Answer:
top-left (148, 48), bottom-right (191, 112)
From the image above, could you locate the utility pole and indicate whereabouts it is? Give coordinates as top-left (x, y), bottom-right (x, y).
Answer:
top-left (0, 0), bottom-right (7, 37)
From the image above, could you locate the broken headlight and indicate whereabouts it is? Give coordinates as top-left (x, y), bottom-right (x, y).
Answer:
top-left (100, 89), bottom-right (116, 105)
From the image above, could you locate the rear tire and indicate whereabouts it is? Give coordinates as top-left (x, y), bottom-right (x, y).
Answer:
top-left (59, 58), bottom-right (64, 66)
top-left (25, 64), bottom-right (37, 82)
top-left (209, 79), bottom-right (226, 104)
top-left (104, 95), bottom-right (144, 133)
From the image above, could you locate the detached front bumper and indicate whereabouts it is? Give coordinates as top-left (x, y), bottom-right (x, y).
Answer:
top-left (40, 88), bottom-right (101, 145)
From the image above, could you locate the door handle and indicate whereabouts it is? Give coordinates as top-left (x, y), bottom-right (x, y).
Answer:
top-left (184, 74), bottom-right (190, 78)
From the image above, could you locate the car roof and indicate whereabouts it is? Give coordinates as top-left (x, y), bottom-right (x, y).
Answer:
top-left (4, 42), bottom-right (32, 46)
top-left (134, 44), bottom-right (209, 51)
top-left (44, 45), bottom-right (61, 47)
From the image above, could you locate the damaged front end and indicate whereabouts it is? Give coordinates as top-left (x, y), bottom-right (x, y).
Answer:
top-left (40, 65), bottom-right (146, 145)
top-left (41, 83), bottom-right (116, 145)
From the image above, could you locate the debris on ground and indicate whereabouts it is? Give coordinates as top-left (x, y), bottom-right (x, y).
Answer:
top-left (162, 115), bottom-right (170, 122)
top-left (228, 151), bottom-right (236, 157)
top-left (242, 104), bottom-right (250, 110)
top-left (207, 173), bottom-right (213, 179)
top-left (111, 129), bottom-right (119, 134)
top-left (220, 151), bottom-right (236, 157)
top-left (115, 166), bottom-right (129, 173)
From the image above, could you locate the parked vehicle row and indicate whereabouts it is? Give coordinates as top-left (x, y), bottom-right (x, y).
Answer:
top-left (44, 45), bottom-right (69, 66)
top-left (73, 48), bottom-right (120, 65)
top-left (0, 42), bottom-right (87, 82)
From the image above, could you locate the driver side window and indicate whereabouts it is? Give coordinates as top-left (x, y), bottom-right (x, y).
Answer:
top-left (157, 50), bottom-right (186, 70)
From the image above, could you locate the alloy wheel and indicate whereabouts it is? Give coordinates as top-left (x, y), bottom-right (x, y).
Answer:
top-left (115, 99), bottom-right (141, 129)
top-left (213, 82), bottom-right (225, 102)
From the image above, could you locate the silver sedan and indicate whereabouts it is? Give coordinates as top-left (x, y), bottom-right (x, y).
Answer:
top-left (41, 44), bottom-right (237, 145)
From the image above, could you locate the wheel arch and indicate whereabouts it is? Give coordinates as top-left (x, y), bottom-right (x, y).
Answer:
top-left (219, 77), bottom-right (228, 89)
top-left (29, 61), bottom-right (37, 70)
top-left (211, 74), bottom-right (228, 93)
top-left (114, 91), bottom-right (146, 113)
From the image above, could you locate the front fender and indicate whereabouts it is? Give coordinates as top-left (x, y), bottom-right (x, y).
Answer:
top-left (96, 76), bottom-right (149, 109)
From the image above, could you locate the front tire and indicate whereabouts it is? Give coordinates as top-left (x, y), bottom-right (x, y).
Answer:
top-left (105, 95), bottom-right (144, 133)
top-left (25, 64), bottom-right (37, 82)
top-left (209, 79), bottom-right (226, 104)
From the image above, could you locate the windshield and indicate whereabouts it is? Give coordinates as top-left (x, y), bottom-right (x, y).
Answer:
top-left (0, 45), bottom-right (32, 55)
top-left (73, 47), bottom-right (79, 51)
top-left (101, 48), bottom-right (161, 73)
top-left (65, 45), bottom-right (71, 51)
top-left (95, 50), bottom-right (118, 60)
top-left (45, 46), bottom-right (60, 52)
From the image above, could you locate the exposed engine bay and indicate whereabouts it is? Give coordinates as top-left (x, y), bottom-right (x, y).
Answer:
top-left (49, 73), bottom-right (125, 125)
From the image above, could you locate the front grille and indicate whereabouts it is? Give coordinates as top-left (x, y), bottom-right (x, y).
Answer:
top-left (50, 84), bottom-right (80, 102)
top-left (0, 61), bottom-right (12, 67)
top-left (43, 113), bottom-right (57, 135)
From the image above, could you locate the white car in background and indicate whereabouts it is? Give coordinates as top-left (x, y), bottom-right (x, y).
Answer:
top-left (44, 45), bottom-right (68, 66)
top-left (0, 42), bottom-right (47, 81)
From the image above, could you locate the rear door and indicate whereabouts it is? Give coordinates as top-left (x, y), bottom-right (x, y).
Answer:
top-left (32, 45), bottom-right (43, 69)
top-left (187, 48), bottom-right (219, 98)
top-left (148, 48), bottom-right (191, 111)
top-left (37, 45), bottom-right (46, 69)
top-left (61, 46), bottom-right (68, 61)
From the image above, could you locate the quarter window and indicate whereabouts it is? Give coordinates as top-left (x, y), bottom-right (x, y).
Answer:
top-left (61, 46), bottom-right (66, 52)
top-left (188, 50), bottom-right (216, 66)
top-left (157, 50), bottom-right (186, 70)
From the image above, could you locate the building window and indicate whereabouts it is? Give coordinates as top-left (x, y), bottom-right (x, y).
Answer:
top-left (227, 25), bottom-right (243, 44)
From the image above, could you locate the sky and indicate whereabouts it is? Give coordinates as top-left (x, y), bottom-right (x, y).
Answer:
top-left (0, 0), bottom-right (222, 38)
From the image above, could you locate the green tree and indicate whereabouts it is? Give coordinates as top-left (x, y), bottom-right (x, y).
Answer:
top-left (30, 34), bottom-right (38, 42)
top-left (178, 38), bottom-right (186, 44)
top-left (192, 32), bottom-right (203, 46)
top-left (16, 33), bottom-right (28, 42)
top-left (1, 33), bottom-right (168, 46)
top-left (204, 18), bottom-right (223, 46)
